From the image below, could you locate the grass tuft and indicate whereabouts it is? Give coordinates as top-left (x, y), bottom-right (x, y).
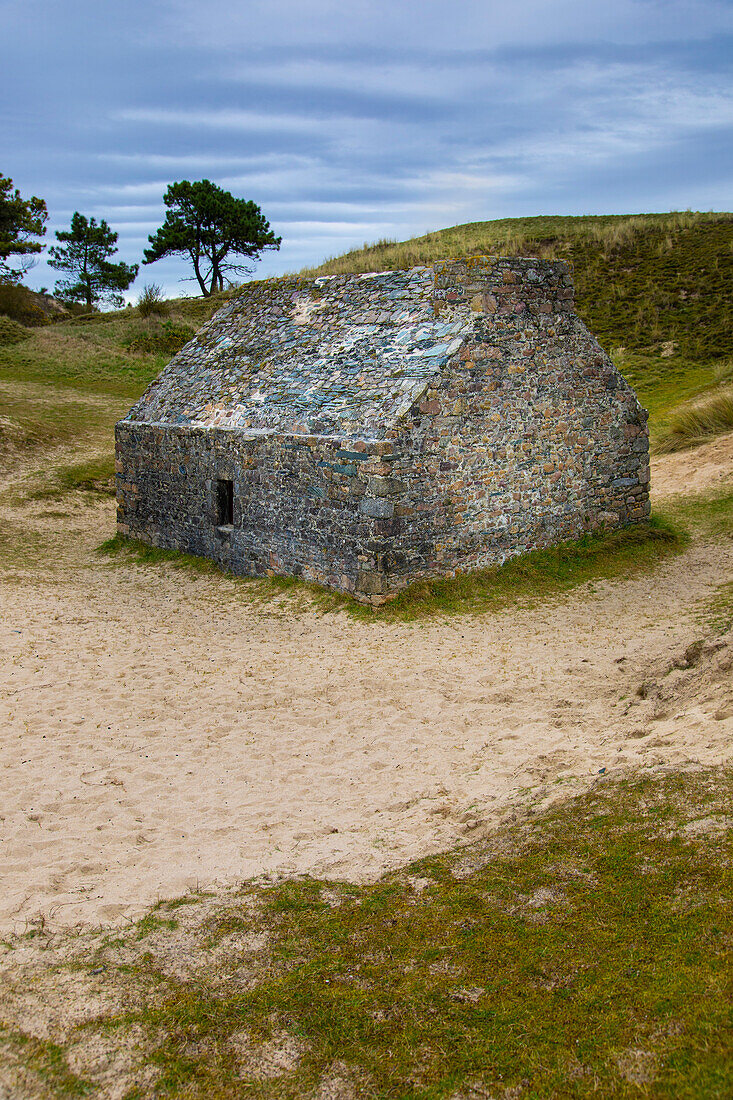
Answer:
top-left (656, 388), bottom-right (733, 452)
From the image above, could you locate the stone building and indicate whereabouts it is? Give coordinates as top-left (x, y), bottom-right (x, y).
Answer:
top-left (115, 257), bottom-right (650, 604)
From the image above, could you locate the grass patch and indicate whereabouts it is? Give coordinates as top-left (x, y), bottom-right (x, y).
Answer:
top-left (98, 534), bottom-right (231, 576)
top-left (656, 388), bottom-right (733, 453)
top-left (0, 1024), bottom-right (92, 1097)
top-left (28, 455), bottom-right (117, 499)
top-left (136, 915), bottom-right (180, 940)
top-left (369, 517), bottom-right (681, 619)
top-left (0, 318), bottom-right (165, 397)
top-left (0, 388), bottom-right (123, 460)
top-left (614, 352), bottom-right (731, 425)
top-left (700, 581), bottom-right (733, 633)
top-left (99, 516), bottom-right (683, 620)
top-left (14, 767), bottom-right (729, 1099)
top-left (656, 484), bottom-right (733, 541)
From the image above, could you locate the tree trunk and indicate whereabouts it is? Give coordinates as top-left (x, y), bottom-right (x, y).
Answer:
top-left (83, 240), bottom-right (92, 309)
top-left (209, 260), bottom-right (222, 296)
top-left (192, 252), bottom-right (209, 296)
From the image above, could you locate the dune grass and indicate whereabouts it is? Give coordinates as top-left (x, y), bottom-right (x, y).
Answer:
top-left (301, 212), bottom-right (713, 275)
top-left (303, 211), bottom-right (733, 364)
top-left (656, 388), bottom-right (733, 453)
top-left (2, 767), bottom-right (731, 1098)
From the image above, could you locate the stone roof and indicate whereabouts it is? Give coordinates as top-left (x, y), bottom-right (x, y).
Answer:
top-left (122, 266), bottom-right (474, 440)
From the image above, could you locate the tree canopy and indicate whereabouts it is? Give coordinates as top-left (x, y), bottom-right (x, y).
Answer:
top-left (143, 179), bottom-right (281, 296)
top-left (48, 213), bottom-right (138, 309)
top-left (0, 174), bottom-right (48, 283)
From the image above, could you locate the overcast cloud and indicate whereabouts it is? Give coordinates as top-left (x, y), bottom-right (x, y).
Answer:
top-left (3, 0), bottom-right (732, 298)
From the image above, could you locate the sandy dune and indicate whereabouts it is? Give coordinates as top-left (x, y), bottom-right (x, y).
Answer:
top-left (0, 427), bottom-right (732, 933)
top-left (650, 428), bottom-right (733, 499)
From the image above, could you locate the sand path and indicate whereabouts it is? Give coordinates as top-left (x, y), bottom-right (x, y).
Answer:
top-left (0, 431), bottom-right (732, 932)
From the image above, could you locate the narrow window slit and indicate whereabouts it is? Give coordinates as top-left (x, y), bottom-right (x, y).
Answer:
top-left (216, 478), bottom-right (234, 526)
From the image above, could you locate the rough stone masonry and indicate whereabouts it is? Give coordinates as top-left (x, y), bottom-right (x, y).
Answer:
top-left (115, 256), bottom-right (650, 604)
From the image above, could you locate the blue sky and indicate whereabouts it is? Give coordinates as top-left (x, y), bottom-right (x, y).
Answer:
top-left (3, 0), bottom-right (732, 299)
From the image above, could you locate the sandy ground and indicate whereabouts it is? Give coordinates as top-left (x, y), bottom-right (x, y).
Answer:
top-left (0, 425), bottom-right (732, 933)
top-left (651, 428), bottom-right (733, 499)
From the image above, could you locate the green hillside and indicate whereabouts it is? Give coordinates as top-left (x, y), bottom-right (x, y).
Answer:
top-left (0, 211), bottom-right (732, 456)
top-left (303, 211), bottom-right (733, 363)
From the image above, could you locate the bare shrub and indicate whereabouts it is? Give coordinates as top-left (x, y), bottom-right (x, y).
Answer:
top-left (137, 283), bottom-right (168, 318)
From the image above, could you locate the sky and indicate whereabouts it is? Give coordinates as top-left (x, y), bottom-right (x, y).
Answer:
top-left (3, 0), bottom-right (733, 300)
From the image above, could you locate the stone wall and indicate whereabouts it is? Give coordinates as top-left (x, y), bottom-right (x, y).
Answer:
top-left (352, 315), bottom-right (649, 598)
top-left (116, 256), bottom-right (650, 604)
top-left (116, 423), bottom-right (398, 596)
top-left (432, 256), bottom-right (575, 318)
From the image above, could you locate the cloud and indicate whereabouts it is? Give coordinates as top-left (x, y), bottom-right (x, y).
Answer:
top-left (162, 0), bottom-right (733, 51)
top-left (97, 152), bottom-right (314, 171)
top-left (116, 107), bottom-right (331, 134)
top-left (6, 0), bottom-right (730, 298)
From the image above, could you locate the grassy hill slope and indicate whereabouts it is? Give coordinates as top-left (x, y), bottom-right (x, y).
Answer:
top-left (304, 211), bottom-right (733, 363)
top-left (0, 211), bottom-right (731, 457)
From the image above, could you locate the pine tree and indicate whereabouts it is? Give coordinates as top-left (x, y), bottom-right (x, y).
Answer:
top-left (48, 213), bottom-right (138, 309)
top-left (0, 174), bottom-right (48, 282)
top-left (144, 180), bottom-right (280, 296)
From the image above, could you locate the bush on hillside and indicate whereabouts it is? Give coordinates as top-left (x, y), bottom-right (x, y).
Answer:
top-left (0, 315), bottom-right (30, 345)
top-left (137, 283), bottom-right (168, 318)
top-left (0, 281), bottom-right (48, 326)
top-left (125, 318), bottom-right (195, 356)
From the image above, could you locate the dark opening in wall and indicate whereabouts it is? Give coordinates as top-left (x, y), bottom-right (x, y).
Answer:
top-left (216, 478), bottom-right (234, 526)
